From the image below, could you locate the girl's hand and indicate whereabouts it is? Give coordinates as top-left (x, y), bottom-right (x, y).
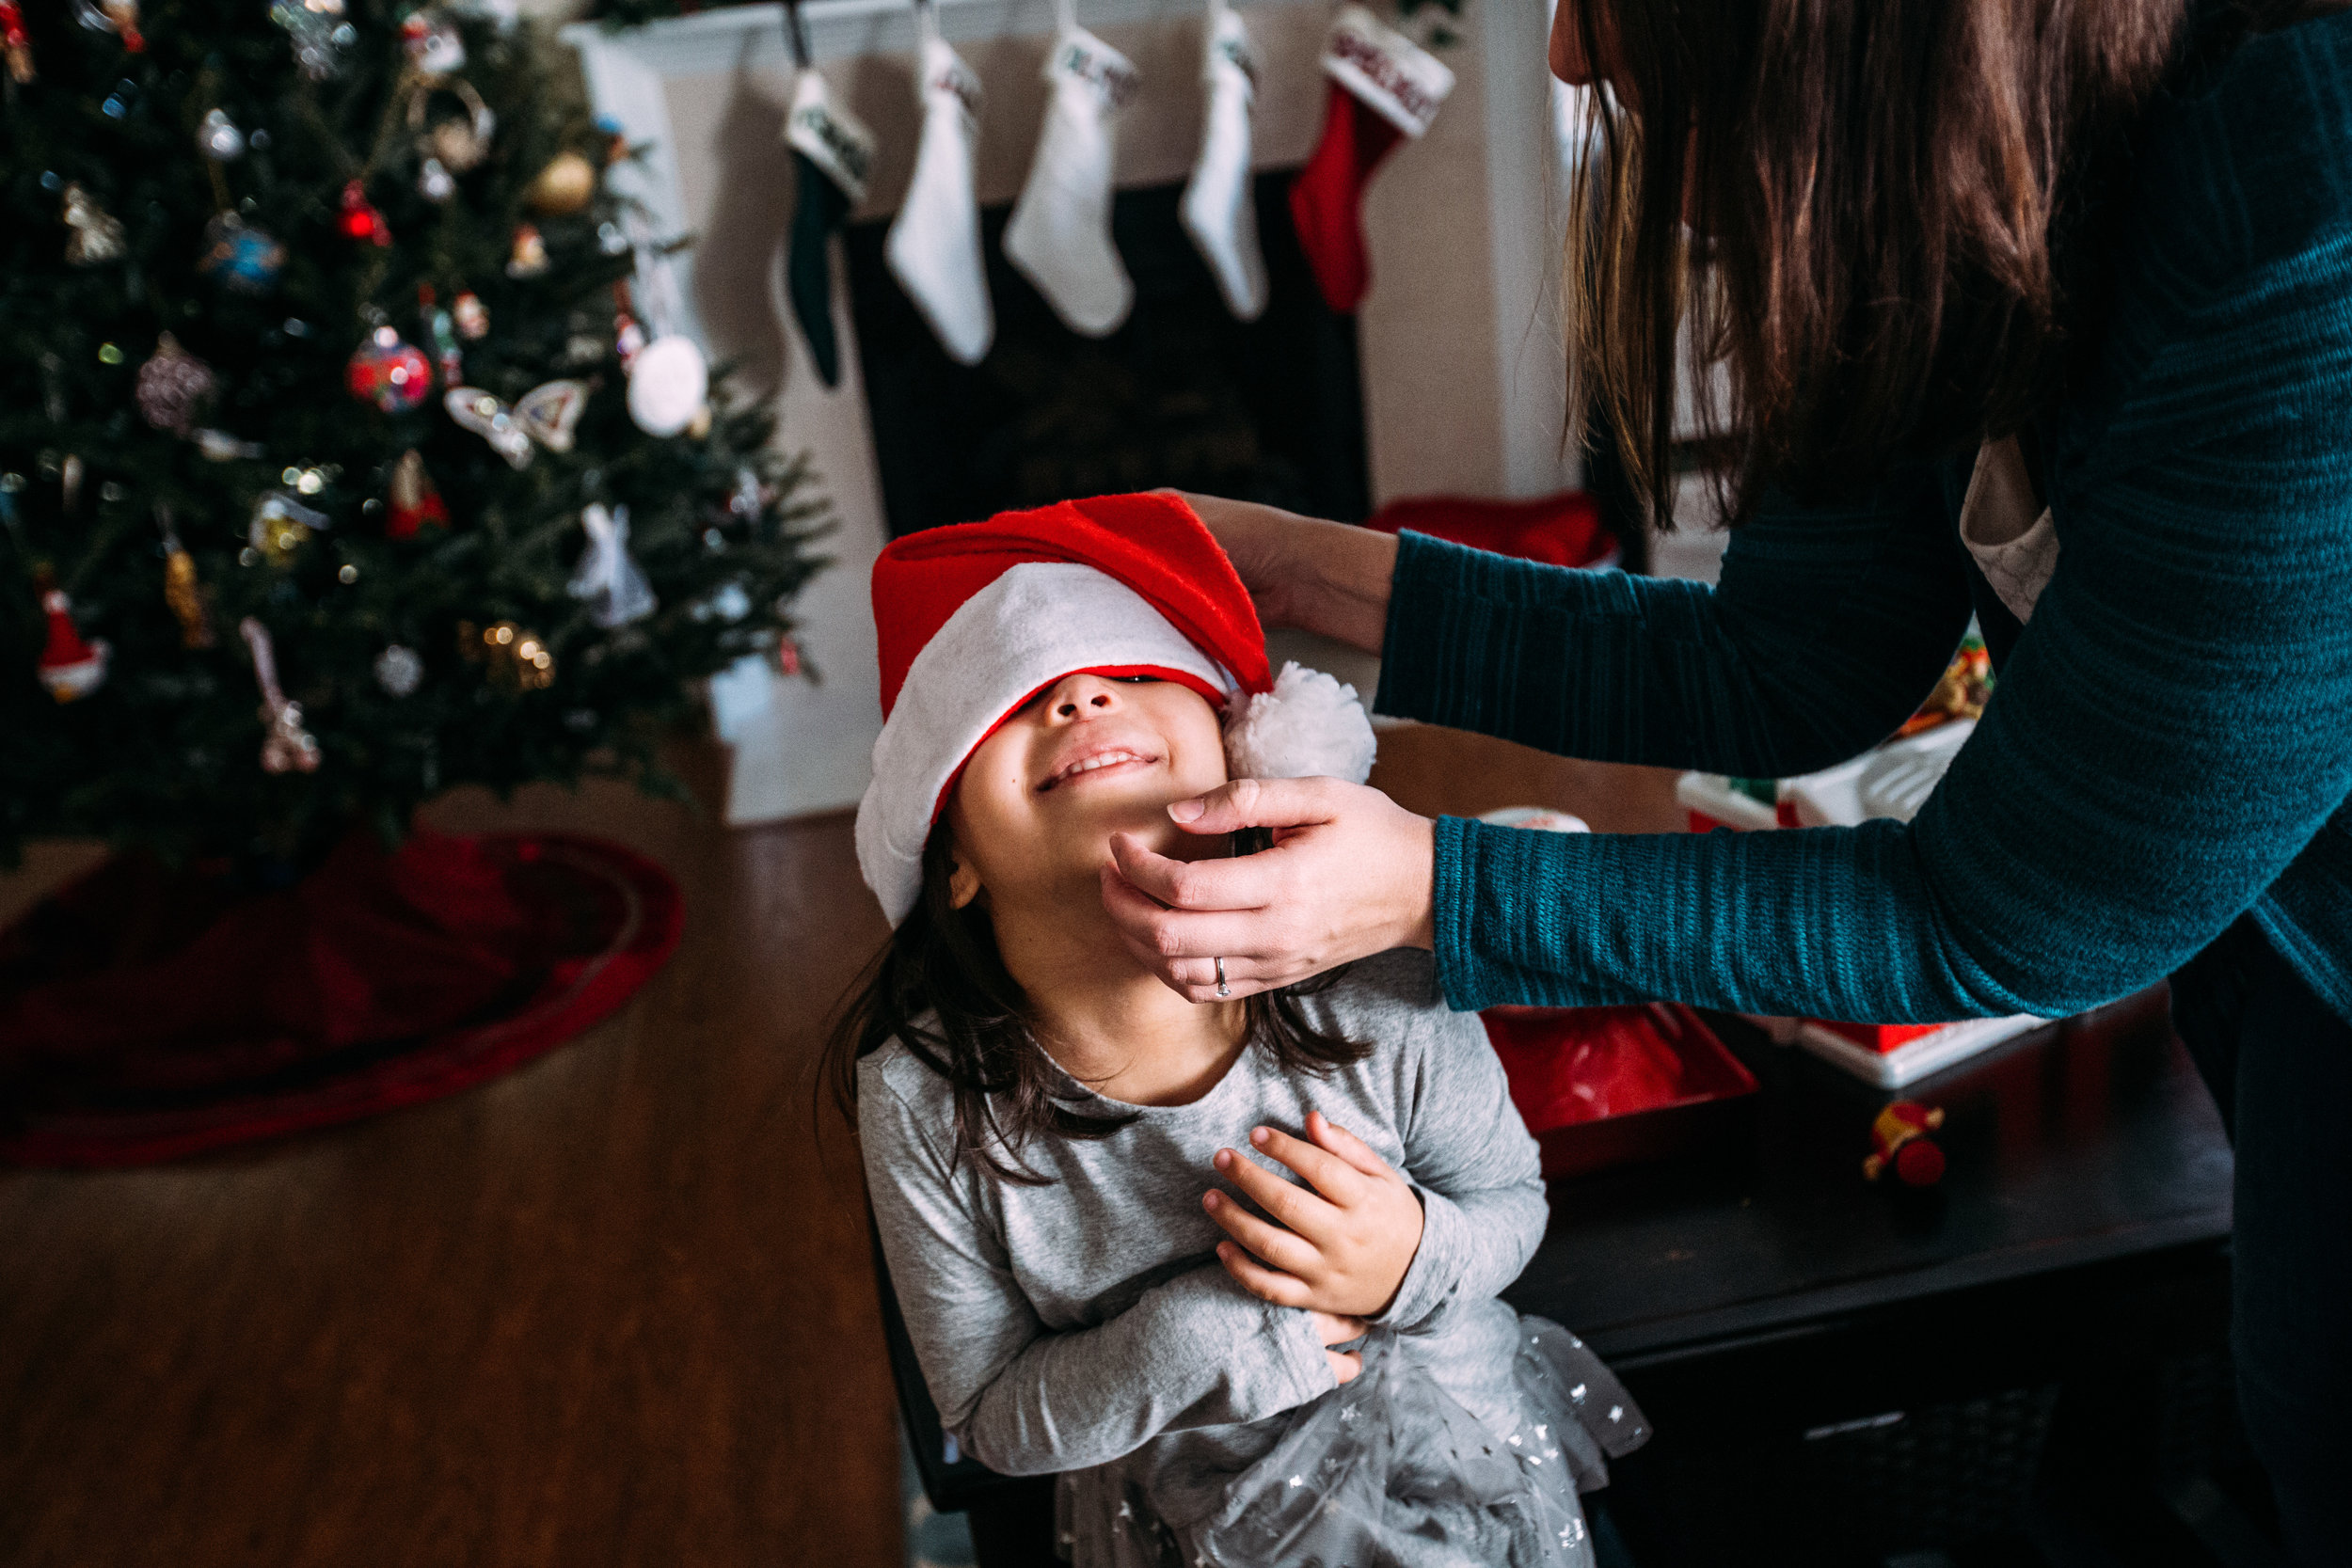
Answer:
top-left (1202, 1112), bottom-right (1426, 1319)
top-left (1311, 1308), bottom-right (1370, 1385)
top-left (1101, 778), bottom-right (1436, 1002)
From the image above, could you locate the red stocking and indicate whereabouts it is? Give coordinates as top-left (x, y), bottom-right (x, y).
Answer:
top-left (1287, 81), bottom-right (1405, 315)
top-left (1284, 7), bottom-right (1454, 315)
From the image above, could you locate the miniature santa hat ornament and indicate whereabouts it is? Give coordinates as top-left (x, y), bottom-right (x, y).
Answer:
top-left (36, 571), bottom-right (109, 703)
top-left (856, 492), bottom-right (1375, 925)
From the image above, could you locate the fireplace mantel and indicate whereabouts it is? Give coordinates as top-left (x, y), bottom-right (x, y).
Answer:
top-left (564, 0), bottom-right (1576, 824)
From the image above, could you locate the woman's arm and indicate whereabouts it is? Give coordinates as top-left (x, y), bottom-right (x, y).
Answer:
top-left (860, 1068), bottom-right (1334, 1477)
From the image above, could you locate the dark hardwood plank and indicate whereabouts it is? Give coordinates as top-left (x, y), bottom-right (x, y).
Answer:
top-left (0, 782), bottom-right (901, 1568)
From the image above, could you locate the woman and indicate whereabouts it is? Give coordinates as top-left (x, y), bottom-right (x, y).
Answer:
top-left (1097, 1), bottom-right (2352, 1560)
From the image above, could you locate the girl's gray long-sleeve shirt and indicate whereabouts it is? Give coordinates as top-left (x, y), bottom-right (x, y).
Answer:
top-left (857, 950), bottom-right (1550, 1481)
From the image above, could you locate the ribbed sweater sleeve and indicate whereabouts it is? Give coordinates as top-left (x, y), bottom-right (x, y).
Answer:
top-left (1383, 22), bottom-right (2352, 1020)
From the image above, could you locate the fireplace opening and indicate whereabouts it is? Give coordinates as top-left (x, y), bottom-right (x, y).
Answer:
top-left (844, 171), bottom-right (1372, 539)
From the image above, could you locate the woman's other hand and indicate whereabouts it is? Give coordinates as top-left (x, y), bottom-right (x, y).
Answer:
top-left (1203, 1112), bottom-right (1428, 1322)
top-left (1101, 778), bottom-right (1436, 1002)
top-left (1311, 1308), bottom-right (1370, 1384)
top-left (1167, 492), bottom-right (1398, 653)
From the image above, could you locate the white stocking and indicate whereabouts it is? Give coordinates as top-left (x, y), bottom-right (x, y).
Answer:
top-left (1003, 2), bottom-right (1138, 338)
top-left (1181, 0), bottom-right (1268, 322)
top-left (885, 6), bottom-right (993, 364)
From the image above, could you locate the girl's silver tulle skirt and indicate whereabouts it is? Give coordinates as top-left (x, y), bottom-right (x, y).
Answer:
top-left (1057, 1311), bottom-right (1649, 1568)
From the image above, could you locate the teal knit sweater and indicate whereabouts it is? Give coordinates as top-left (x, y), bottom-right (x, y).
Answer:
top-left (1375, 12), bottom-right (2352, 1026)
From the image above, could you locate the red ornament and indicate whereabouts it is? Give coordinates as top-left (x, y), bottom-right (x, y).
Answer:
top-left (1862, 1100), bottom-right (1947, 1187)
top-left (1, 0), bottom-right (35, 83)
top-left (346, 326), bottom-right (433, 414)
top-left (774, 636), bottom-right (802, 677)
top-left (386, 449), bottom-right (450, 539)
top-left (35, 570), bottom-right (109, 703)
top-left (337, 180), bottom-right (392, 246)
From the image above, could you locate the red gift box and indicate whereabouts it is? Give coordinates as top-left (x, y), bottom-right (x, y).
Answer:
top-left (1484, 1003), bottom-right (1758, 1179)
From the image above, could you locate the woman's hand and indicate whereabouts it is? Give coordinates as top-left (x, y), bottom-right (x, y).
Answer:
top-left (1168, 492), bottom-right (1399, 654)
top-left (1101, 777), bottom-right (1436, 1002)
top-left (1311, 1309), bottom-right (1369, 1384)
top-left (1203, 1113), bottom-right (1427, 1321)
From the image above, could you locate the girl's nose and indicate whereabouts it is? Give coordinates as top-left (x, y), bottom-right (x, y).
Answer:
top-left (1049, 673), bottom-right (1120, 720)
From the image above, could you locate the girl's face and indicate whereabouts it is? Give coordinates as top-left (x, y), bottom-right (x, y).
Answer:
top-left (945, 673), bottom-right (1229, 912)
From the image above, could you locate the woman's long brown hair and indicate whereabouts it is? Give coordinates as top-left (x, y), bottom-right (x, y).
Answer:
top-left (1562, 0), bottom-right (2275, 529)
top-left (822, 822), bottom-right (1368, 1184)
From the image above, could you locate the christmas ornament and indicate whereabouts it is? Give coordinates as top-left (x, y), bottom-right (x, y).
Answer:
top-left (775, 635), bottom-right (803, 677)
top-left (515, 378), bottom-right (587, 452)
top-left (100, 0), bottom-right (140, 49)
top-left (524, 150), bottom-right (596, 214)
top-left (338, 180), bottom-right (392, 245)
top-left (61, 183), bottom-right (126, 266)
top-left (196, 429), bottom-right (266, 462)
top-left (399, 8), bottom-right (464, 75)
top-left (199, 213), bottom-right (288, 294)
top-left (626, 335), bottom-right (707, 437)
top-left (36, 570), bottom-right (110, 702)
top-left (423, 298), bottom-right (463, 383)
top-left (3, 0), bottom-right (35, 84)
top-left (60, 453), bottom-right (84, 512)
top-left (504, 222), bottom-right (548, 277)
top-left (270, 0), bottom-right (357, 80)
top-left (346, 325), bottom-right (434, 413)
top-left (1004, 15), bottom-right (1139, 338)
top-left (443, 388), bottom-right (532, 467)
top-left (374, 643), bottom-right (424, 696)
top-left (1862, 1100), bottom-right (1947, 1187)
top-left (1289, 5), bottom-right (1454, 313)
top-left (885, 7), bottom-right (993, 365)
top-left (409, 78), bottom-right (494, 201)
top-left (418, 157), bottom-right (456, 202)
top-left (568, 503), bottom-right (657, 628)
top-left (386, 448), bottom-right (450, 538)
top-left (158, 512), bottom-right (215, 649)
top-left (1182, 0), bottom-right (1269, 321)
top-left (459, 619), bottom-right (555, 692)
top-left (452, 290), bottom-right (488, 339)
top-left (197, 108), bottom-right (246, 161)
top-left (613, 308), bottom-right (645, 370)
top-left (135, 335), bottom-right (218, 436)
top-left (782, 69), bottom-right (876, 387)
top-left (239, 617), bottom-right (323, 773)
top-left (249, 490), bottom-right (327, 565)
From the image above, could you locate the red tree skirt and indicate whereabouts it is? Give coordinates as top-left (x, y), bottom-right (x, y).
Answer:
top-left (0, 829), bottom-right (683, 1167)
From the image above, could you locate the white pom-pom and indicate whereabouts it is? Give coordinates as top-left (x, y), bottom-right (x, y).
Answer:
top-left (1223, 661), bottom-right (1377, 784)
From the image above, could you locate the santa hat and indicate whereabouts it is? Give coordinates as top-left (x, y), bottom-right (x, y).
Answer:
top-left (855, 491), bottom-right (1376, 926)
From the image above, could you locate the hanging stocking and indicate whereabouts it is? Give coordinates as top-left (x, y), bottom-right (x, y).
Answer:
top-left (1181, 0), bottom-right (1268, 322)
top-left (1003, 2), bottom-right (1139, 338)
top-left (885, 2), bottom-right (993, 364)
top-left (568, 503), bottom-right (658, 629)
top-left (784, 65), bottom-right (876, 388)
top-left (1288, 3), bottom-right (1454, 313)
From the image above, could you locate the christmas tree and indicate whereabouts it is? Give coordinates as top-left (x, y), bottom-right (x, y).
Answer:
top-left (0, 0), bottom-right (827, 870)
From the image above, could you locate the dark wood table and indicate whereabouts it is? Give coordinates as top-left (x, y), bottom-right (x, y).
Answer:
top-left (1503, 988), bottom-right (2248, 1566)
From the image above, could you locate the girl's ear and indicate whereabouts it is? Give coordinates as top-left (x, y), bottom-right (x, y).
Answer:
top-left (947, 854), bottom-right (983, 910)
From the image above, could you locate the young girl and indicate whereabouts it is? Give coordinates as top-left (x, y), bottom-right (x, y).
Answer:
top-left (834, 493), bottom-right (1646, 1566)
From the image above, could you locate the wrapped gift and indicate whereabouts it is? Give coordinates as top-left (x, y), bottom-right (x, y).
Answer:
top-left (1485, 1003), bottom-right (1757, 1179)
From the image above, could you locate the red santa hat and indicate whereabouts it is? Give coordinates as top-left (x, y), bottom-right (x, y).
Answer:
top-left (856, 491), bottom-right (1375, 926)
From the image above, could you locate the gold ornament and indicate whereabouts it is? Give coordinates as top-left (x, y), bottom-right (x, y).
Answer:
top-left (524, 150), bottom-right (596, 215)
top-left (248, 489), bottom-right (327, 567)
top-left (159, 518), bottom-right (215, 648)
top-left (457, 619), bottom-right (555, 691)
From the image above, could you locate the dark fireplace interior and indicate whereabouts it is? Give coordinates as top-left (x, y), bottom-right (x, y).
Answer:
top-left (844, 172), bottom-right (1371, 539)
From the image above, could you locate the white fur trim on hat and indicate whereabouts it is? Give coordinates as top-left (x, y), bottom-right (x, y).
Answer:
top-left (1223, 661), bottom-right (1376, 786)
top-left (857, 562), bottom-right (1233, 926)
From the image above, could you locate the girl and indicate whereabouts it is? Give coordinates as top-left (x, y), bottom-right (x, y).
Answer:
top-left (833, 492), bottom-right (1646, 1567)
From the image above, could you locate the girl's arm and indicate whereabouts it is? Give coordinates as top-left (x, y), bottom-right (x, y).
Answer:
top-left (860, 1067), bottom-right (1335, 1477)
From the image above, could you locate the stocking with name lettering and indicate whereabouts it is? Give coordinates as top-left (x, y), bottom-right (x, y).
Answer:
top-left (1287, 4), bottom-right (1454, 314)
top-left (784, 67), bottom-right (876, 388)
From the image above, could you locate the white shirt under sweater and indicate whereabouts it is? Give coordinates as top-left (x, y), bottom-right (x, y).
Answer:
top-left (858, 950), bottom-right (1555, 1541)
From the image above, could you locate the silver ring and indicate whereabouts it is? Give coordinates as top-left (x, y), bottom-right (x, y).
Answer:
top-left (1215, 957), bottom-right (1230, 998)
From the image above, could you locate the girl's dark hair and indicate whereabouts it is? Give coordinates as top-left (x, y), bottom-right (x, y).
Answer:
top-left (1562, 0), bottom-right (2338, 530)
top-left (823, 820), bottom-right (1370, 1184)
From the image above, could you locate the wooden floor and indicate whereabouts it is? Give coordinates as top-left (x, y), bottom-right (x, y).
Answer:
top-left (0, 728), bottom-right (1678, 1568)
